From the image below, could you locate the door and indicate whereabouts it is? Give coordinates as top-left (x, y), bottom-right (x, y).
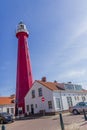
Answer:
top-left (31, 104), bottom-right (34, 114)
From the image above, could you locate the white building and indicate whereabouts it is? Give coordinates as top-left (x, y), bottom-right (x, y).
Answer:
top-left (0, 95), bottom-right (15, 115)
top-left (25, 80), bottom-right (87, 115)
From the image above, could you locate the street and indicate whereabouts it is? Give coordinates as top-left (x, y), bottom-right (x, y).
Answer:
top-left (1, 113), bottom-right (87, 130)
top-left (6, 118), bottom-right (58, 130)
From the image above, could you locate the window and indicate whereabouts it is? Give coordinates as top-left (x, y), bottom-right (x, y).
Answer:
top-left (7, 108), bottom-right (9, 113)
top-left (75, 85), bottom-right (82, 90)
top-left (48, 101), bottom-right (52, 109)
top-left (74, 96), bottom-right (77, 100)
top-left (26, 105), bottom-right (29, 112)
top-left (67, 97), bottom-right (73, 107)
top-left (20, 24), bottom-right (24, 29)
top-left (77, 102), bottom-right (85, 106)
top-left (55, 98), bottom-right (61, 109)
top-left (64, 84), bottom-right (74, 90)
top-left (38, 88), bottom-right (43, 97)
top-left (11, 108), bottom-right (14, 114)
top-left (32, 90), bottom-right (35, 98)
top-left (35, 104), bottom-right (37, 108)
top-left (82, 96), bottom-right (86, 101)
top-left (77, 96), bottom-right (79, 101)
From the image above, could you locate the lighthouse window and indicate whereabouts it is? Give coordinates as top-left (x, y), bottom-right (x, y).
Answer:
top-left (20, 24), bottom-right (24, 29)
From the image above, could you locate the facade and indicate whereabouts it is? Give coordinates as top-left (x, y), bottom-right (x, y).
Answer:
top-left (15, 22), bottom-right (33, 115)
top-left (0, 95), bottom-right (15, 115)
top-left (25, 80), bottom-right (87, 115)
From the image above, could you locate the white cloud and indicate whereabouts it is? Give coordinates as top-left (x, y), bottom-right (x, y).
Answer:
top-left (67, 70), bottom-right (86, 77)
top-left (61, 18), bottom-right (87, 50)
top-left (58, 69), bottom-right (86, 80)
top-left (73, 20), bottom-right (87, 39)
top-left (63, 47), bottom-right (87, 67)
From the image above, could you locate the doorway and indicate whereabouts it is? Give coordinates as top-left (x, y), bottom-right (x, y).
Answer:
top-left (31, 104), bottom-right (34, 114)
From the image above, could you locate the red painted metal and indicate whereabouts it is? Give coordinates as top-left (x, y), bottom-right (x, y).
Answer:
top-left (15, 23), bottom-right (33, 115)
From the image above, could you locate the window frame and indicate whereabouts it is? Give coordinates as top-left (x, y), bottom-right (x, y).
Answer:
top-left (26, 105), bottom-right (29, 112)
top-left (38, 88), bottom-right (43, 97)
top-left (48, 101), bottom-right (52, 109)
top-left (32, 90), bottom-right (35, 98)
top-left (55, 98), bottom-right (61, 109)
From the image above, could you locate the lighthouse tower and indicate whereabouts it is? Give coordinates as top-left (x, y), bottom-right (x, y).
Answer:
top-left (15, 22), bottom-right (33, 115)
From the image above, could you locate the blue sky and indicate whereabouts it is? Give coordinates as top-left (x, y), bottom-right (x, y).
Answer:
top-left (0, 0), bottom-right (87, 96)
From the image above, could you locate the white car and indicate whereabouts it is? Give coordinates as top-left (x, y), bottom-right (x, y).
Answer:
top-left (69, 102), bottom-right (87, 115)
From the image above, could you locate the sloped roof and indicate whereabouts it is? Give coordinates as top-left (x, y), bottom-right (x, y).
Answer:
top-left (0, 96), bottom-right (15, 105)
top-left (36, 80), bottom-right (65, 91)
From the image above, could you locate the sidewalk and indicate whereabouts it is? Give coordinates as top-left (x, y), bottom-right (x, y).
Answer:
top-left (51, 113), bottom-right (87, 130)
top-left (65, 121), bottom-right (87, 130)
top-left (15, 113), bottom-right (87, 130)
top-left (63, 113), bottom-right (87, 130)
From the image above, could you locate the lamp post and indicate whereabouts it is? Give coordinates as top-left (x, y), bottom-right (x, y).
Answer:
top-left (60, 90), bottom-right (63, 111)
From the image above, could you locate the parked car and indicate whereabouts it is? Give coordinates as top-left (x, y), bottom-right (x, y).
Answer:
top-left (69, 102), bottom-right (87, 115)
top-left (0, 112), bottom-right (14, 124)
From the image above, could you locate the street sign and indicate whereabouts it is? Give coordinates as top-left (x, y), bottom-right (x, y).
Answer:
top-left (41, 97), bottom-right (45, 102)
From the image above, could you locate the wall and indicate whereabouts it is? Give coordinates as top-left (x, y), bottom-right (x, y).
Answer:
top-left (25, 81), bottom-right (55, 114)
top-left (0, 104), bottom-right (15, 115)
top-left (25, 82), bottom-right (87, 114)
top-left (53, 90), bottom-right (87, 111)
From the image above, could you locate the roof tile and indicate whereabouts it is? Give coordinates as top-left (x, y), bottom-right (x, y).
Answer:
top-left (37, 80), bottom-right (65, 91)
top-left (0, 97), bottom-right (15, 105)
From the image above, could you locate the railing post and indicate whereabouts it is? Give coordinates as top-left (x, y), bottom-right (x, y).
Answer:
top-left (83, 109), bottom-right (87, 121)
top-left (1, 125), bottom-right (5, 130)
top-left (59, 112), bottom-right (65, 130)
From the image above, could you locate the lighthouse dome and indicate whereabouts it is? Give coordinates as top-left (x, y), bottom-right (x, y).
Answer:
top-left (16, 21), bottom-right (29, 36)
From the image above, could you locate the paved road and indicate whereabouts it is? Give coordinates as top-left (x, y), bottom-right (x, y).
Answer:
top-left (0, 113), bottom-right (87, 130)
top-left (6, 118), bottom-right (59, 130)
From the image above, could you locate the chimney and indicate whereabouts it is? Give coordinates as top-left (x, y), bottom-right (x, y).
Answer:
top-left (54, 80), bottom-right (57, 83)
top-left (10, 94), bottom-right (15, 99)
top-left (41, 77), bottom-right (46, 82)
top-left (68, 81), bottom-right (72, 84)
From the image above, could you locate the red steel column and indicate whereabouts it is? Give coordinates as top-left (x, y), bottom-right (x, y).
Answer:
top-left (15, 22), bottom-right (33, 115)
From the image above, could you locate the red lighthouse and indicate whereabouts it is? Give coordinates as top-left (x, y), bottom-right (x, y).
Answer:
top-left (15, 22), bottom-right (33, 115)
